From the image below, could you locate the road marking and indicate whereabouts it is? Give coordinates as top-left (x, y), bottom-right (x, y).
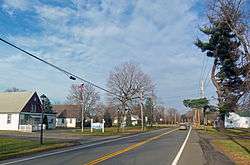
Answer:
top-left (0, 128), bottom-right (172, 165)
top-left (85, 128), bottom-right (179, 165)
top-left (171, 126), bottom-right (192, 165)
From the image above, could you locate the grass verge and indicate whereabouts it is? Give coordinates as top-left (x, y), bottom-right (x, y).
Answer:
top-left (0, 138), bottom-right (75, 160)
top-left (198, 127), bottom-right (250, 165)
top-left (68, 126), bottom-right (168, 136)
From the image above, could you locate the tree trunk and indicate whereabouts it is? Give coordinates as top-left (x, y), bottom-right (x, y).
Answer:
top-left (211, 59), bottom-right (222, 102)
top-left (117, 110), bottom-right (121, 133)
top-left (211, 59), bottom-right (226, 129)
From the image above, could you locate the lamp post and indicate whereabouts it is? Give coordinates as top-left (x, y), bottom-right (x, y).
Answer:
top-left (140, 89), bottom-right (144, 131)
top-left (40, 94), bottom-right (46, 145)
top-left (79, 83), bottom-right (85, 133)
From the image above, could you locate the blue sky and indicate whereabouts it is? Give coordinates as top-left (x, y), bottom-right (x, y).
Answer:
top-left (0, 0), bottom-right (217, 110)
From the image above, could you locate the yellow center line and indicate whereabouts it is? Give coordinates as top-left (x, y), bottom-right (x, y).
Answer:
top-left (84, 128), bottom-right (179, 165)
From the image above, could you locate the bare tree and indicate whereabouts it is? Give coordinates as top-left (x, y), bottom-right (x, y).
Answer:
top-left (4, 87), bottom-right (26, 92)
top-left (208, 0), bottom-right (249, 56)
top-left (66, 84), bottom-right (100, 130)
top-left (107, 62), bottom-right (155, 130)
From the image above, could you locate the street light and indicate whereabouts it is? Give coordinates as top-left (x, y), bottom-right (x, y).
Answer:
top-left (140, 88), bottom-right (144, 131)
top-left (40, 94), bottom-right (46, 145)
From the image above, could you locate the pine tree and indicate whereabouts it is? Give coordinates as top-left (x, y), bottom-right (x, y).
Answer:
top-left (145, 97), bottom-right (154, 126)
top-left (195, 19), bottom-right (246, 118)
top-left (41, 95), bottom-right (53, 114)
top-left (104, 109), bottom-right (112, 127)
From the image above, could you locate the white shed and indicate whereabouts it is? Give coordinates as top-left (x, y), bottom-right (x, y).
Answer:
top-left (225, 112), bottom-right (250, 128)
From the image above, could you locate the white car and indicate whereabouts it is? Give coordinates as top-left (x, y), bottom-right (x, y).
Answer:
top-left (179, 123), bottom-right (187, 130)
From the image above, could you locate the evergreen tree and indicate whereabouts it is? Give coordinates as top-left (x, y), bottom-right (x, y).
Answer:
top-left (40, 95), bottom-right (53, 114)
top-left (195, 16), bottom-right (247, 118)
top-left (125, 111), bottom-right (132, 127)
top-left (104, 109), bottom-right (112, 127)
top-left (145, 97), bottom-right (154, 126)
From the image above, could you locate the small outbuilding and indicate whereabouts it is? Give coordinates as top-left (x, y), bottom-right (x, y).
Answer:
top-left (53, 105), bottom-right (81, 128)
top-left (225, 112), bottom-right (250, 128)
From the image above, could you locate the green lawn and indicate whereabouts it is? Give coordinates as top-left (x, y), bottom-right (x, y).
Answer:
top-left (68, 126), bottom-right (167, 136)
top-left (213, 139), bottom-right (250, 165)
top-left (0, 138), bottom-right (73, 160)
top-left (198, 127), bottom-right (250, 165)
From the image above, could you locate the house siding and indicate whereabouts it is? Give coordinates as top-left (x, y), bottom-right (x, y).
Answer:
top-left (0, 113), bottom-right (19, 130)
top-left (225, 112), bottom-right (250, 128)
top-left (21, 92), bottom-right (42, 113)
top-left (56, 118), bottom-right (76, 128)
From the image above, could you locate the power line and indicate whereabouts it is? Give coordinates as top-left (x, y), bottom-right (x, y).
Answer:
top-left (199, 54), bottom-right (206, 83)
top-left (204, 69), bottom-right (211, 90)
top-left (0, 37), bottom-right (120, 97)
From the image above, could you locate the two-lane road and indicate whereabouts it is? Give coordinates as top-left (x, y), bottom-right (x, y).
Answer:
top-left (0, 127), bottom-right (190, 165)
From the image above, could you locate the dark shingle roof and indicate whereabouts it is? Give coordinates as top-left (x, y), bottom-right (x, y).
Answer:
top-left (53, 105), bottom-right (81, 118)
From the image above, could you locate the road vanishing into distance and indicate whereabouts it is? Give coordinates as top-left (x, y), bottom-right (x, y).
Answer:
top-left (0, 127), bottom-right (190, 165)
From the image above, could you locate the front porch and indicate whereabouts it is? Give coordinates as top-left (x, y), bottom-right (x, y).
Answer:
top-left (19, 113), bottom-right (55, 132)
top-left (19, 112), bottom-right (43, 132)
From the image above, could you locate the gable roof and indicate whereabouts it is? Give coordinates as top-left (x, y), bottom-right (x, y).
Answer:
top-left (0, 91), bottom-right (35, 113)
top-left (233, 111), bottom-right (250, 117)
top-left (53, 105), bottom-right (81, 118)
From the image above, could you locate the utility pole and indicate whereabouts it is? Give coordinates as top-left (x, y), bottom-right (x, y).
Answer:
top-left (80, 84), bottom-right (85, 133)
top-left (174, 112), bottom-right (177, 125)
top-left (140, 89), bottom-right (144, 131)
top-left (40, 103), bottom-right (44, 145)
top-left (200, 80), bottom-right (205, 128)
top-left (200, 80), bottom-right (205, 98)
top-left (81, 102), bottom-right (84, 133)
top-left (40, 94), bottom-right (46, 145)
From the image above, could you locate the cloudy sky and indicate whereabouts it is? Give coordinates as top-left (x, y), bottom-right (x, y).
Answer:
top-left (0, 0), bottom-right (217, 110)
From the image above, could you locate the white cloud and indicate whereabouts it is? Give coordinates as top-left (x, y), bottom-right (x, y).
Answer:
top-left (1, 0), bottom-right (32, 15)
top-left (35, 5), bottom-right (74, 25)
top-left (0, 0), bottom-right (215, 109)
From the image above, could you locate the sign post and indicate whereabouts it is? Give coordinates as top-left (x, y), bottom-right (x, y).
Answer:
top-left (91, 119), bottom-right (93, 133)
top-left (90, 119), bottom-right (105, 133)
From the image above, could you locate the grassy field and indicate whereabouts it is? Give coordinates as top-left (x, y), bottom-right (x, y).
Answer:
top-left (0, 138), bottom-right (74, 160)
top-left (67, 126), bottom-right (168, 136)
top-left (198, 127), bottom-right (250, 165)
top-left (213, 139), bottom-right (250, 165)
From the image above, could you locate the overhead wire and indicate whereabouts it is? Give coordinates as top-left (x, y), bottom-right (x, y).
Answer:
top-left (0, 37), bottom-right (121, 97)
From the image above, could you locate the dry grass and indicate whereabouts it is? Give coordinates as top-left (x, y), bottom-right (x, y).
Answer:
top-left (213, 139), bottom-right (250, 165)
top-left (68, 126), bottom-right (167, 136)
top-left (0, 138), bottom-right (74, 160)
top-left (199, 127), bottom-right (250, 165)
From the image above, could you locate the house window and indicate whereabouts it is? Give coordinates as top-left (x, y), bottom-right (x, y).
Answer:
top-left (49, 119), bottom-right (54, 124)
top-left (62, 118), bottom-right (65, 124)
top-left (70, 118), bottom-right (72, 124)
top-left (7, 114), bottom-right (11, 124)
top-left (31, 104), bottom-right (36, 112)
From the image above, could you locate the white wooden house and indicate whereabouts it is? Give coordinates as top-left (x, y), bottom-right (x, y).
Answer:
top-left (0, 91), bottom-right (56, 131)
top-left (53, 105), bottom-right (81, 128)
top-left (225, 112), bottom-right (250, 128)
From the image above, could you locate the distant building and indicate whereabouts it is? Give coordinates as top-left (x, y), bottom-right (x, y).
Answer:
top-left (113, 115), bottom-right (140, 126)
top-left (225, 112), bottom-right (250, 128)
top-left (53, 105), bottom-right (81, 128)
top-left (131, 115), bottom-right (140, 126)
top-left (0, 91), bottom-right (56, 131)
top-left (206, 112), bottom-right (219, 126)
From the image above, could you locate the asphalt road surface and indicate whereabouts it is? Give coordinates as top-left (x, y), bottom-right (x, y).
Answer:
top-left (0, 127), bottom-right (189, 165)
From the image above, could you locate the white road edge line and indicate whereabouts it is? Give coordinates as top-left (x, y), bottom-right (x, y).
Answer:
top-left (171, 126), bottom-right (192, 165)
top-left (0, 127), bottom-right (175, 165)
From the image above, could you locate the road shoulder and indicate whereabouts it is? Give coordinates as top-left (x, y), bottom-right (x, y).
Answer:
top-left (178, 129), bottom-right (205, 165)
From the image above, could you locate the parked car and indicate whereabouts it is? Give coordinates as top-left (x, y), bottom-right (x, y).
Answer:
top-left (179, 123), bottom-right (187, 130)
